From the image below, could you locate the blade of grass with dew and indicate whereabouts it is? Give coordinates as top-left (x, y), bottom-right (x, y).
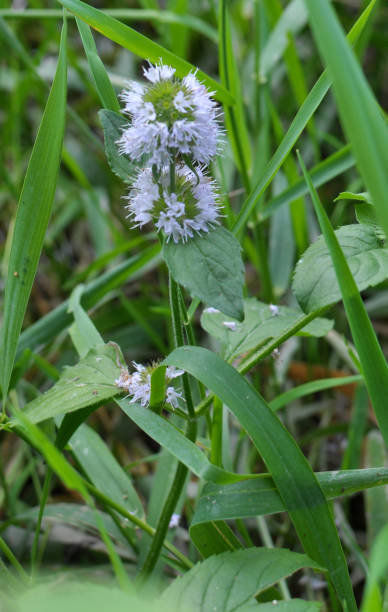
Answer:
top-left (56, 0), bottom-right (232, 105)
top-left (297, 153), bottom-right (388, 450)
top-left (191, 467), bottom-right (388, 525)
top-left (302, 0), bottom-right (388, 240)
top-left (232, 0), bottom-right (378, 236)
top-left (0, 17), bottom-right (67, 398)
top-left (218, 0), bottom-right (251, 188)
top-left (165, 346), bottom-right (357, 610)
top-left (75, 17), bottom-right (119, 111)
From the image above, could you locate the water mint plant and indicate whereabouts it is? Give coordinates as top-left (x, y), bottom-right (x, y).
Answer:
top-left (1, 2), bottom-right (388, 611)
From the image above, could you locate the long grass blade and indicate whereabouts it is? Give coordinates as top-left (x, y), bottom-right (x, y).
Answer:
top-left (298, 153), bottom-right (388, 450)
top-left (0, 18), bottom-right (68, 398)
top-left (302, 0), bottom-right (388, 239)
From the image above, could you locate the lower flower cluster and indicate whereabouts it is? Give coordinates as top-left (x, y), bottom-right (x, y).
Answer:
top-left (115, 361), bottom-right (184, 408)
top-left (126, 165), bottom-right (221, 243)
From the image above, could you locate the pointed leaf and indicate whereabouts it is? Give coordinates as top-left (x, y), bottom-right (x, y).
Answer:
top-left (163, 227), bottom-right (244, 320)
top-left (293, 224), bottom-right (388, 312)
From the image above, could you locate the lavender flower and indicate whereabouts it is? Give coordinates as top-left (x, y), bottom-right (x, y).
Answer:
top-left (117, 61), bottom-right (221, 169)
top-left (115, 362), bottom-right (184, 408)
top-left (125, 164), bottom-right (221, 243)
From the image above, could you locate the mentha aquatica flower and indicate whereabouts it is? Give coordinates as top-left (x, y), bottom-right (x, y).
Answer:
top-left (117, 61), bottom-right (221, 169)
top-left (126, 164), bottom-right (221, 243)
top-left (115, 361), bottom-right (184, 408)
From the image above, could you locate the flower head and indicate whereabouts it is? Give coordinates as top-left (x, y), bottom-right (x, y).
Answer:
top-left (115, 361), bottom-right (184, 408)
top-left (126, 164), bottom-right (221, 243)
top-left (117, 61), bottom-right (221, 169)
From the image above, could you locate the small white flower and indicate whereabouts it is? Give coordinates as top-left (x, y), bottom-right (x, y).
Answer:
top-left (204, 307), bottom-right (220, 314)
top-left (223, 321), bottom-right (237, 331)
top-left (169, 513), bottom-right (180, 528)
top-left (269, 304), bottom-right (279, 316)
top-left (118, 61), bottom-right (221, 169)
top-left (143, 61), bottom-right (175, 83)
top-left (115, 361), bottom-right (184, 408)
top-left (125, 165), bottom-right (221, 243)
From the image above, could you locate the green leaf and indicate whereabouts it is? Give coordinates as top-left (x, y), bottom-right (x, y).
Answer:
top-left (293, 224), bottom-right (388, 312)
top-left (201, 298), bottom-right (333, 359)
top-left (163, 227), bottom-right (244, 320)
top-left (99, 109), bottom-right (138, 183)
top-left (21, 344), bottom-right (122, 424)
top-left (302, 0), bottom-right (388, 242)
top-left (191, 468), bottom-right (388, 524)
top-left (165, 346), bottom-right (356, 610)
top-left (189, 520), bottom-right (243, 559)
top-left (335, 191), bottom-right (371, 204)
top-left (118, 400), bottom-right (247, 485)
top-left (69, 423), bottom-right (144, 519)
top-left (161, 548), bottom-right (322, 612)
top-left (56, 0), bottom-right (233, 105)
top-left (0, 19), bottom-right (67, 397)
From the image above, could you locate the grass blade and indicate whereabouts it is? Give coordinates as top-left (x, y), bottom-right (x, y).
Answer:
top-left (303, 0), bottom-right (388, 239)
top-left (165, 346), bottom-right (357, 610)
top-left (297, 153), bottom-right (388, 450)
top-left (76, 17), bottom-right (120, 111)
top-left (56, 0), bottom-right (232, 104)
top-left (0, 17), bottom-right (67, 398)
top-left (232, 0), bottom-right (378, 235)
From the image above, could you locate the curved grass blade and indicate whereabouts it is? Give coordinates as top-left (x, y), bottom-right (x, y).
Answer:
top-left (297, 154), bottom-right (388, 450)
top-left (165, 346), bottom-right (357, 611)
top-left (232, 0), bottom-right (378, 236)
top-left (0, 18), bottom-right (67, 398)
top-left (76, 17), bottom-right (119, 111)
top-left (269, 375), bottom-right (363, 412)
top-left (56, 0), bottom-right (232, 104)
top-left (302, 0), bottom-right (388, 239)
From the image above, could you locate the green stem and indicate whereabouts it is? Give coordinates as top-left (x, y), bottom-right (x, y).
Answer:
top-left (211, 397), bottom-right (223, 466)
top-left (139, 275), bottom-right (197, 578)
top-left (169, 161), bottom-right (176, 193)
top-left (0, 534), bottom-right (30, 583)
top-left (30, 468), bottom-right (52, 575)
